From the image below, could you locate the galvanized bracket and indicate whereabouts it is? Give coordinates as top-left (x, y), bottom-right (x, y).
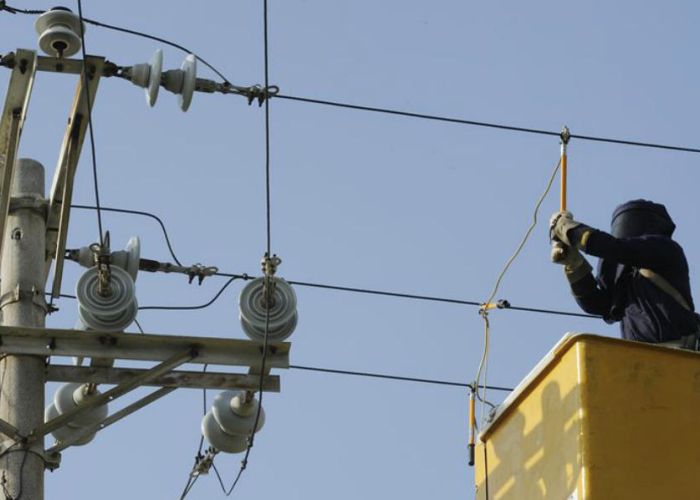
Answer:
top-left (46, 364), bottom-right (281, 392)
top-left (0, 49), bottom-right (38, 267)
top-left (44, 55), bottom-right (105, 299)
top-left (0, 284), bottom-right (48, 312)
top-left (9, 195), bottom-right (48, 217)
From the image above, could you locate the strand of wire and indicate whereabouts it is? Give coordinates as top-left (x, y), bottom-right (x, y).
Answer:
top-left (221, 2), bottom-right (274, 495)
top-left (274, 95), bottom-right (700, 154)
top-left (137, 276), bottom-right (239, 311)
top-left (61, 203), bottom-right (599, 319)
top-left (178, 474), bottom-right (199, 500)
top-left (289, 364), bottom-right (513, 392)
top-left (46, 290), bottom-right (532, 393)
top-left (71, 205), bottom-right (182, 265)
top-left (58, 202), bottom-right (599, 318)
top-left (75, 1), bottom-right (104, 246)
top-left (475, 158), bottom-right (561, 424)
top-left (3, 3), bottom-right (700, 155)
top-left (178, 365), bottom-right (209, 500)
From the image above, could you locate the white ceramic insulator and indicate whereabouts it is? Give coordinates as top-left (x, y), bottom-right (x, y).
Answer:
top-left (54, 383), bottom-right (108, 428)
top-left (76, 265), bottom-right (138, 331)
top-left (45, 403), bottom-right (95, 446)
top-left (201, 412), bottom-right (249, 454)
top-left (239, 277), bottom-right (298, 342)
top-left (34, 8), bottom-right (84, 58)
top-left (211, 391), bottom-right (265, 436)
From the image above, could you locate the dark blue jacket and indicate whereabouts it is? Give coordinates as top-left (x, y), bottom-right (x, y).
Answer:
top-left (569, 227), bottom-right (697, 343)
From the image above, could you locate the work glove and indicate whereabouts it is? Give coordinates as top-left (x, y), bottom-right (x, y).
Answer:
top-left (549, 211), bottom-right (582, 248)
top-left (560, 246), bottom-right (593, 284)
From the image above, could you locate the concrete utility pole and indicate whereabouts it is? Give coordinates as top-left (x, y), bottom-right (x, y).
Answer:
top-left (0, 159), bottom-right (47, 499)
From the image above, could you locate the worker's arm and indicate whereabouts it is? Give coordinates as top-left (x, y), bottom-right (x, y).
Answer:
top-left (551, 211), bottom-right (682, 272)
top-left (557, 245), bottom-right (613, 318)
top-left (569, 226), bottom-right (682, 272)
top-left (550, 214), bottom-right (614, 318)
top-left (569, 272), bottom-right (614, 318)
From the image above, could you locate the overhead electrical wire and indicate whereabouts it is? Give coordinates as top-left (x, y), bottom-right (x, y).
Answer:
top-left (71, 205), bottom-right (182, 265)
top-left (3, 3), bottom-right (700, 155)
top-left (71, 204), bottom-right (600, 319)
top-left (137, 276), bottom-right (239, 311)
top-left (1, 2), bottom-right (668, 498)
top-left (289, 364), bottom-right (513, 392)
top-left (275, 95), bottom-right (700, 154)
top-left (75, 0), bottom-right (105, 246)
top-left (209, 2), bottom-right (276, 497)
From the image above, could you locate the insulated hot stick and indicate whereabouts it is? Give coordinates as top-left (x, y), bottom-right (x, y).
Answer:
top-left (551, 126), bottom-right (571, 262)
top-left (468, 388), bottom-right (476, 466)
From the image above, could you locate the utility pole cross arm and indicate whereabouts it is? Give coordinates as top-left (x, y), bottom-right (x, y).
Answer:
top-left (0, 325), bottom-right (290, 368)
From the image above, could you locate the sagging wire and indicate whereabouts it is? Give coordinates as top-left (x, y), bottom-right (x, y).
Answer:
top-left (74, 1), bottom-right (105, 248)
top-left (214, 2), bottom-right (276, 495)
top-left (137, 276), bottom-right (239, 311)
top-left (4, 4), bottom-right (700, 154)
top-left (71, 205), bottom-right (183, 265)
top-left (474, 154), bottom-right (563, 429)
top-left (179, 364), bottom-right (213, 500)
top-left (289, 364), bottom-right (513, 392)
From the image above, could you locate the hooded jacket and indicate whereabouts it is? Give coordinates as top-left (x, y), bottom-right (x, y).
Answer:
top-left (568, 200), bottom-right (696, 343)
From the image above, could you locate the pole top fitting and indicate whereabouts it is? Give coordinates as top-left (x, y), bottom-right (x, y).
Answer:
top-left (560, 126), bottom-right (571, 145)
top-left (261, 253), bottom-right (282, 277)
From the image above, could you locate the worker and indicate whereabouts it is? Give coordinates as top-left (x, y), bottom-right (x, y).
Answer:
top-left (550, 199), bottom-right (699, 347)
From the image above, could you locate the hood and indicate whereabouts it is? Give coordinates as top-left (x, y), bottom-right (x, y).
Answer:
top-left (610, 199), bottom-right (675, 239)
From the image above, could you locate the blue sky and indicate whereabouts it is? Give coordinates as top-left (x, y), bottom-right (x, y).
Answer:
top-left (2, 1), bottom-right (699, 499)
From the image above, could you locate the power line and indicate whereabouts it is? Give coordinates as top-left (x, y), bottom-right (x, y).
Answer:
top-left (289, 364), bottom-right (513, 392)
top-left (66, 203), bottom-right (600, 320)
top-left (215, 2), bottom-right (276, 496)
top-left (71, 205), bottom-right (182, 265)
top-left (137, 276), bottom-right (239, 311)
top-left (281, 278), bottom-right (599, 319)
top-left (274, 94), bottom-right (700, 154)
top-left (75, 0), bottom-right (105, 246)
top-left (4, 4), bottom-right (700, 156)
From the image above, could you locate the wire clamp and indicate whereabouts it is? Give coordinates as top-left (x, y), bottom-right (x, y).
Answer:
top-left (89, 232), bottom-right (113, 298)
top-left (478, 299), bottom-right (509, 316)
top-left (187, 263), bottom-right (219, 285)
top-left (261, 253), bottom-right (282, 307)
top-left (191, 448), bottom-right (217, 477)
top-left (245, 84), bottom-right (279, 106)
top-left (560, 125), bottom-right (571, 145)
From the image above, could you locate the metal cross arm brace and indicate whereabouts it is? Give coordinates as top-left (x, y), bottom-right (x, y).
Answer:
top-left (0, 52), bottom-right (120, 78)
top-left (43, 55), bottom-right (105, 299)
top-left (0, 49), bottom-right (37, 267)
top-left (30, 350), bottom-right (194, 443)
top-left (0, 325), bottom-right (291, 369)
top-left (0, 419), bottom-right (22, 443)
top-left (45, 387), bottom-right (176, 457)
top-left (46, 364), bottom-right (281, 392)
